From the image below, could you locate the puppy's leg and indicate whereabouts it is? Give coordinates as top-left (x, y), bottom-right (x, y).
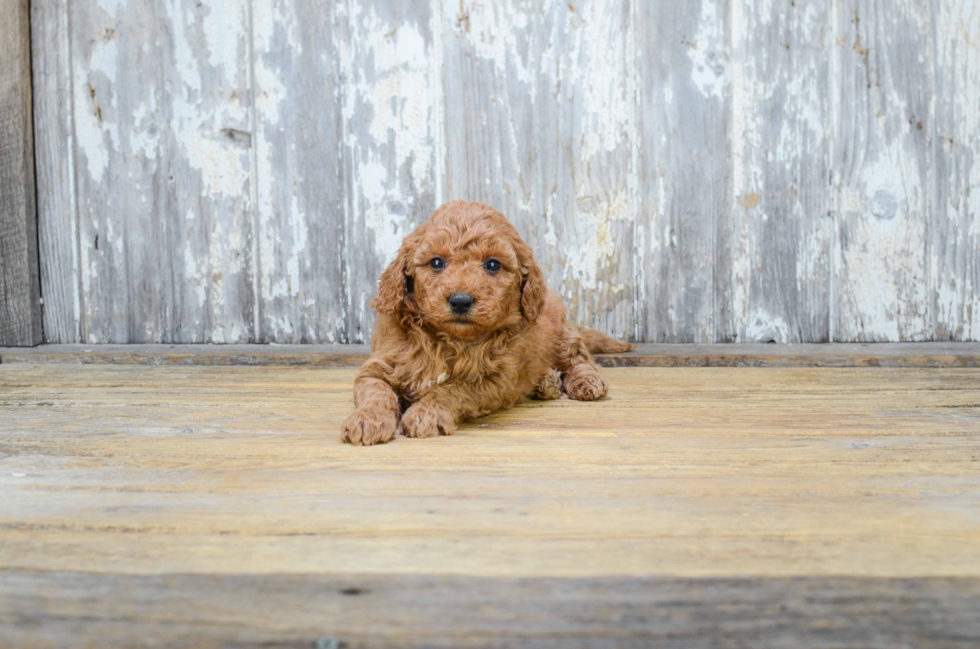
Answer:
top-left (558, 328), bottom-right (609, 401)
top-left (342, 376), bottom-right (400, 446)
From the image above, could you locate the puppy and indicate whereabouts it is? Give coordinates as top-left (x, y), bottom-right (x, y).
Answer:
top-left (342, 200), bottom-right (633, 446)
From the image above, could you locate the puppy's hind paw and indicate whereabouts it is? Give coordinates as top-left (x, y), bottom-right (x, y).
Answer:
top-left (399, 401), bottom-right (455, 439)
top-left (564, 368), bottom-right (608, 401)
top-left (342, 408), bottom-right (398, 446)
top-left (534, 368), bottom-right (564, 400)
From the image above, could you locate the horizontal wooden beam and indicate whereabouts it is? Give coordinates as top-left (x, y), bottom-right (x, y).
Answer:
top-left (2, 343), bottom-right (980, 367)
top-left (0, 0), bottom-right (42, 347)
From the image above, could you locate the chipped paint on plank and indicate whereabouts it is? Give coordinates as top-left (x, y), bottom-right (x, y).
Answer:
top-left (252, 0), bottom-right (345, 343)
top-left (731, 0), bottom-right (833, 342)
top-left (442, 0), bottom-right (635, 339)
top-left (637, 0), bottom-right (733, 343)
top-left (833, 0), bottom-right (933, 342)
top-left (557, 0), bottom-right (635, 336)
top-left (69, 0), bottom-right (254, 343)
top-left (689, 0), bottom-right (730, 100)
top-left (343, 0), bottom-right (441, 343)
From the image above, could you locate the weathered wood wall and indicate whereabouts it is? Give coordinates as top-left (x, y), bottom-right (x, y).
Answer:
top-left (30, 0), bottom-right (980, 344)
top-left (1, 0), bottom-right (43, 347)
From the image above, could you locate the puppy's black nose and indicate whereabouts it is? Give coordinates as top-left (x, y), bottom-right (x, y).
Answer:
top-left (448, 293), bottom-right (475, 314)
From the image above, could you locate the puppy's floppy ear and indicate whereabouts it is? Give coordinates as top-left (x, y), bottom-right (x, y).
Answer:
top-left (373, 245), bottom-right (413, 316)
top-left (520, 256), bottom-right (548, 324)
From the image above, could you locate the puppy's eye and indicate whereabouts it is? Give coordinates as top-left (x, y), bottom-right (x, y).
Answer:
top-left (430, 257), bottom-right (446, 271)
top-left (484, 259), bottom-right (501, 273)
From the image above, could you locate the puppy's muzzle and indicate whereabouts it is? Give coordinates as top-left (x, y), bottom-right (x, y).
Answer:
top-left (448, 293), bottom-right (475, 315)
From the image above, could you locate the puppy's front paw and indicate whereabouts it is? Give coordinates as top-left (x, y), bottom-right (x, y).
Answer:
top-left (564, 367), bottom-right (608, 401)
top-left (342, 408), bottom-right (398, 446)
top-left (399, 401), bottom-right (455, 439)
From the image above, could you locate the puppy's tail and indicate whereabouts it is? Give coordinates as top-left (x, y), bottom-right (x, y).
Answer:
top-left (577, 327), bottom-right (635, 354)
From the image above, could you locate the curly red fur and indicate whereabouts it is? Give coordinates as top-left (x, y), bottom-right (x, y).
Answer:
top-left (341, 200), bottom-right (633, 446)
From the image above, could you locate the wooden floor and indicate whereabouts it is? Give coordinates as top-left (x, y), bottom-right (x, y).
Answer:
top-left (2, 357), bottom-right (979, 647)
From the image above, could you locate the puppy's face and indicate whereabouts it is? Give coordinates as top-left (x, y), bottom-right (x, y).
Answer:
top-left (374, 201), bottom-right (547, 338)
top-left (409, 223), bottom-right (523, 338)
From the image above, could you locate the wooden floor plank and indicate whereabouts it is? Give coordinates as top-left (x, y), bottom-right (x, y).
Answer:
top-left (1, 364), bottom-right (979, 645)
top-left (2, 571), bottom-right (978, 649)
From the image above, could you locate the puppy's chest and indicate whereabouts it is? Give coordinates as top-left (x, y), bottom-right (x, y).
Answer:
top-left (399, 348), bottom-right (518, 400)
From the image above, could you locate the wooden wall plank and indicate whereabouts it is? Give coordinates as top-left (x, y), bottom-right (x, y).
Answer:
top-left (342, 0), bottom-right (443, 343)
top-left (731, 0), bottom-right (833, 342)
top-left (832, 0), bottom-right (933, 341)
top-left (442, 0), bottom-right (635, 340)
top-left (932, 0), bottom-right (980, 341)
top-left (0, 0), bottom-right (43, 347)
top-left (636, 0), bottom-right (734, 342)
top-left (251, 0), bottom-right (346, 343)
top-left (31, 0), bottom-right (79, 343)
top-left (69, 0), bottom-right (254, 343)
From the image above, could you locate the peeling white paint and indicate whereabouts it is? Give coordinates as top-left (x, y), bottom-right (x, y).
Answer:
top-left (253, 56), bottom-right (286, 131)
top-left (839, 138), bottom-right (929, 340)
top-left (689, 0), bottom-right (729, 100)
top-left (563, 189), bottom-right (630, 296)
top-left (731, 0), bottom-right (833, 342)
top-left (184, 237), bottom-right (207, 310)
top-left (744, 312), bottom-right (790, 343)
top-left (455, 0), bottom-right (534, 90)
top-left (356, 158), bottom-right (411, 265)
top-left (571, 3), bottom-right (631, 163)
top-left (346, 4), bottom-right (438, 276)
top-left (129, 103), bottom-right (159, 161)
top-left (169, 0), bottom-right (249, 199)
top-left (73, 36), bottom-right (118, 184)
top-left (201, 0), bottom-right (249, 76)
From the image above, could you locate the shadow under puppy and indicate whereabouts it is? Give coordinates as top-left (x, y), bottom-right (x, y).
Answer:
top-left (342, 200), bottom-right (633, 446)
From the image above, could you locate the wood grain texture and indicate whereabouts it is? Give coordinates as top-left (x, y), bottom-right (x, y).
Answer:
top-left (932, 0), bottom-right (980, 341)
top-left (2, 571), bottom-right (978, 648)
top-left (2, 365), bottom-right (979, 578)
top-left (68, 0), bottom-right (255, 343)
top-left (1, 364), bottom-right (979, 644)
top-left (443, 0), bottom-right (636, 340)
top-left (731, 0), bottom-right (833, 342)
top-left (30, 0), bottom-right (79, 344)
top-left (251, 0), bottom-right (347, 344)
top-left (637, 0), bottom-right (733, 343)
top-left (0, 0), bottom-right (43, 347)
top-left (832, 0), bottom-right (933, 341)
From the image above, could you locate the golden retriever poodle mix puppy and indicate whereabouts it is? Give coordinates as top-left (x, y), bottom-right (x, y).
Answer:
top-left (342, 200), bottom-right (633, 446)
